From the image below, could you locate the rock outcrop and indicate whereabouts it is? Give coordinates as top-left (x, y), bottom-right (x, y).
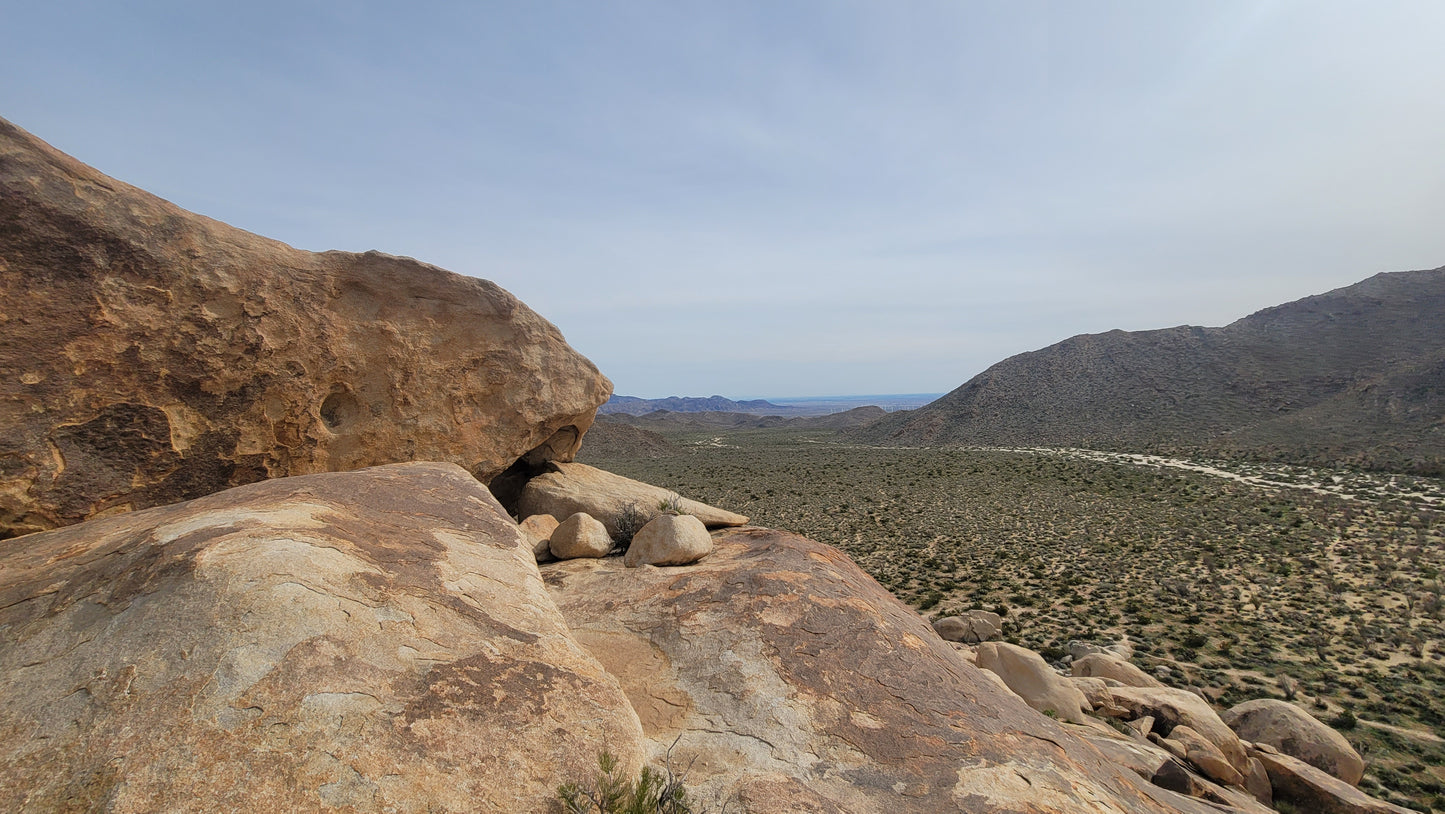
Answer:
top-left (549, 512), bottom-right (613, 560)
top-left (1223, 698), bottom-right (1365, 785)
top-left (0, 462), bottom-right (644, 812)
top-left (516, 462), bottom-right (747, 536)
top-left (975, 641), bottom-right (1092, 724)
top-left (546, 527), bottom-right (1182, 812)
top-left (932, 610), bottom-right (1002, 643)
top-left (1253, 748), bottom-right (1417, 814)
top-left (0, 117), bottom-right (610, 538)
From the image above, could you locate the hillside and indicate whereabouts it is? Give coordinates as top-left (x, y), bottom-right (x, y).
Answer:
top-left (855, 268), bottom-right (1445, 473)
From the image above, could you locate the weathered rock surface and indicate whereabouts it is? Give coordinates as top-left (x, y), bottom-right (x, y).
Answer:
top-left (549, 512), bottom-right (613, 560)
top-left (622, 513), bottom-right (712, 567)
top-left (1254, 750), bottom-right (1418, 814)
top-left (518, 513), bottom-right (560, 562)
top-left (1170, 724), bottom-right (1244, 787)
top-left (1110, 684), bottom-right (1249, 776)
top-left (0, 462), bottom-right (644, 812)
top-left (932, 610), bottom-right (1002, 643)
top-left (546, 527), bottom-right (1186, 812)
top-left (1223, 698), bottom-right (1365, 785)
top-left (976, 641), bottom-right (1092, 724)
top-left (517, 462), bottom-right (747, 536)
top-left (0, 117), bottom-right (610, 538)
top-left (1073, 652), bottom-right (1163, 688)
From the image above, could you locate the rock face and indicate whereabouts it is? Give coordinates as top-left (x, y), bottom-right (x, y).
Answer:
top-left (518, 513), bottom-right (560, 562)
top-left (0, 462), bottom-right (644, 812)
top-left (976, 641), bottom-right (1091, 724)
top-left (0, 117), bottom-right (610, 538)
top-left (1254, 749), bottom-right (1417, 814)
top-left (1223, 698), bottom-right (1365, 785)
top-left (622, 513), bottom-right (713, 567)
top-left (545, 527), bottom-right (1182, 812)
top-left (516, 462), bottom-right (747, 536)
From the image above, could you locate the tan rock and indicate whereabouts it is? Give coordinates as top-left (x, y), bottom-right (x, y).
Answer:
top-left (975, 641), bottom-right (1091, 724)
top-left (1170, 724), bottom-right (1244, 787)
top-left (623, 513), bottom-right (713, 567)
top-left (1223, 697), bottom-right (1365, 786)
top-left (1127, 715), bottom-right (1157, 741)
top-left (0, 117), bottom-right (610, 539)
top-left (550, 512), bottom-right (613, 560)
top-left (1072, 652), bottom-right (1163, 688)
top-left (545, 526), bottom-right (1191, 813)
top-left (0, 462), bottom-right (644, 812)
top-left (1070, 676), bottom-right (1129, 717)
top-left (1150, 760), bottom-right (1274, 813)
top-left (517, 462), bottom-right (746, 537)
top-left (932, 610), bottom-right (1001, 643)
top-left (1109, 684), bottom-right (1248, 775)
top-left (1255, 750), bottom-right (1417, 814)
top-left (518, 513), bottom-right (560, 561)
top-left (1244, 756), bottom-right (1273, 806)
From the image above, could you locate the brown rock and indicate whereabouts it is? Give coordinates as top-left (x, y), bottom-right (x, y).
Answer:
top-left (518, 513), bottom-right (560, 562)
top-left (0, 462), bottom-right (644, 812)
top-left (1073, 652), bottom-right (1164, 688)
top-left (1150, 760), bottom-right (1274, 813)
top-left (1255, 750), bottom-right (1418, 814)
top-left (622, 513), bottom-right (712, 567)
top-left (1110, 684), bottom-right (1249, 775)
top-left (550, 512), bottom-right (613, 560)
top-left (546, 527), bottom-right (1183, 813)
top-left (0, 117), bottom-right (610, 538)
top-left (517, 462), bottom-right (746, 537)
top-left (1223, 697), bottom-right (1365, 785)
top-left (976, 641), bottom-right (1092, 724)
top-left (1071, 676), bottom-right (1130, 717)
top-left (1170, 724), bottom-right (1245, 787)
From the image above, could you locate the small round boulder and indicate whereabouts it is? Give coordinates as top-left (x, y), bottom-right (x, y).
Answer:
top-left (624, 514), bottom-right (713, 567)
top-left (549, 512), bottom-right (613, 560)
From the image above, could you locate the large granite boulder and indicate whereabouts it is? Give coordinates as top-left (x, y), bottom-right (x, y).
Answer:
top-left (517, 462), bottom-right (747, 536)
top-left (545, 527), bottom-right (1187, 813)
top-left (1223, 698), bottom-right (1365, 785)
top-left (1073, 652), bottom-right (1163, 688)
top-left (622, 513), bottom-right (713, 567)
top-left (932, 610), bottom-right (1002, 643)
top-left (976, 641), bottom-right (1092, 725)
top-left (0, 117), bottom-right (610, 538)
top-left (0, 462), bottom-right (644, 812)
top-left (1253, 749), bottom-right (1417, 814)
top-left (1109, 685), bottom-right (1249, 776)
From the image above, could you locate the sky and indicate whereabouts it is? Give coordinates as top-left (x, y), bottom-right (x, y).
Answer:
top-left (4, 1), bottom-right (1443, 399)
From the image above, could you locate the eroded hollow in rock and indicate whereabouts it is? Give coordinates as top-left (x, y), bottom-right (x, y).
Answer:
top-left (487, 425), bottom-right (580, 515)
top-left (319, 387), bottom-right (360, 431)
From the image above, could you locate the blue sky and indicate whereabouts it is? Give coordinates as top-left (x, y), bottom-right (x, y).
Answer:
top-left (4, 1), bottom-right (1443, 398)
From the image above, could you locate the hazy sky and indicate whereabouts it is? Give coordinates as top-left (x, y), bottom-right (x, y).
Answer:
top-left (4, 2), bottom-right (1443, 398)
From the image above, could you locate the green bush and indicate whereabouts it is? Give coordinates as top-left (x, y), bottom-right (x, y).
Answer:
top-left (557, 749), bottom-right (694, 814)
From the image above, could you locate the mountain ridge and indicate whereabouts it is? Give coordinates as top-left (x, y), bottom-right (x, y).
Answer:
top-left (853, 267), bottom-right (1445, 474)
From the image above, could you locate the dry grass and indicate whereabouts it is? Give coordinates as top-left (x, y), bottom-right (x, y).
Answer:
top-left (587, 426), bottom-right (1445, 812)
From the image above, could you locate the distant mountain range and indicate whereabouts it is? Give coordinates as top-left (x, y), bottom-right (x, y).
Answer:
top-left (599, 395), bottom-right (811, 416)
top-left (853, 266), bottom-right (1445, 475)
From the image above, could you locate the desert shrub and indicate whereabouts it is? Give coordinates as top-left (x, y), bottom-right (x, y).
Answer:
top-left (611, 503), bottom-right (648, 553)
top-left (1331, 708), bottom-right (1359, 730)
top-left (657, 493), bottom-right (686, 515)
top-left (557, 748), bottom-right (694, 814)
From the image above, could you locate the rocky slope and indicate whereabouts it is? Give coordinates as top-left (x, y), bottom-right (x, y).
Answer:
top-left (854, 268), bottom-right (1445, 473)
top-left (0, 116), bottom-right (610, 538)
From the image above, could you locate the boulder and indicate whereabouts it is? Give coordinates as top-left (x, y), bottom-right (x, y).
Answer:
top-left (976, 642), bottom-right (1091, 724)
top-left (1222, 698), bottom-right (1365, 786)
top-left (550, 512), bottom-right (613, 560)
top-left (0, 462), bottom-right (644, 812)
top-left (1073, 652), bottom-right (1163, 688)
top-left (1106, 636), bottom-right (1136, 660)
top-left (518, 513), bottom-right (559, 562)
top-left (1170, 724), bottom-right (1244, 787)
top-left (518, 462), bottom-right (746, 537)
top-left (1254, 750), bottom-right (1417, 814)
top-left (1244, 757), bottom-right (1273, 806)
top-left (1069, 640), bottom-right (1105, 660)
top-left (932, 610), bottom-right (1002, 643)
top-left (545, 527), bottom-right (1193, 813)
top-left (1150, 761), bottom-right (1274, 814)
top-left (1109, 685), bottom-right (1249, 775)
top-left (0, 117), bottom-right (610, 539)
top-left (623, 513), bottom-right (713, 567)
top-left (1071, 676), bottom-right (1130, 717)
